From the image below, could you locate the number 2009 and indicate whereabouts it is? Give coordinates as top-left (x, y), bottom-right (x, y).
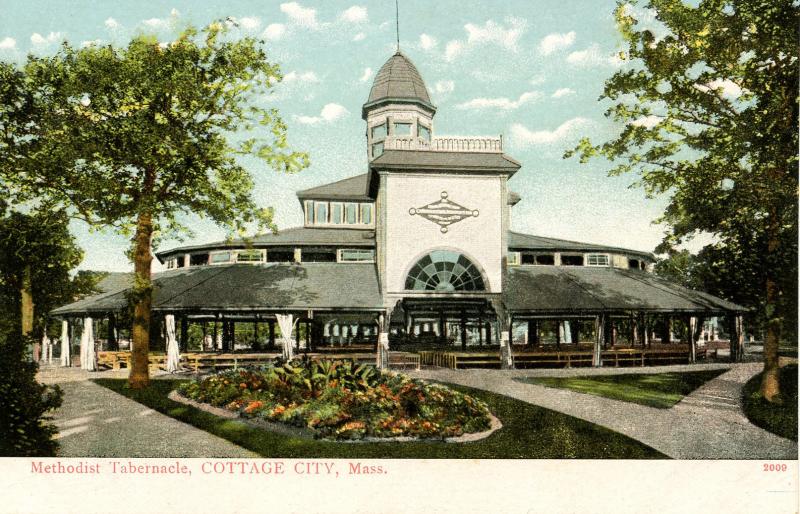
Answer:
top-left (763, 463), bottom-right (788, 471)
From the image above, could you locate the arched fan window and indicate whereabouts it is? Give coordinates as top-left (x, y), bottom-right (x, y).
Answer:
top-left (404, 250), bottom-right (486, 291)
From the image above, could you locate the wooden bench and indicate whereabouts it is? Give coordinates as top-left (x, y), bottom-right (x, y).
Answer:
top-left (97, 351), bottom-right (131, 370)
top-left (388, 352), bottom-right (421, 370)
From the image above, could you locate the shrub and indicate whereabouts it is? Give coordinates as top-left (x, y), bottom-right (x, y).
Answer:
top-left (0, 334), bottom-right (64, 456)
top-left (179, 359), bottom-right (491, 440)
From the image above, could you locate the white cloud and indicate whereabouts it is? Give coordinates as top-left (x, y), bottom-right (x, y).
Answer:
top-left (419, 33), bottom-right (437, 50)
top-left (457, 91), bottom-right (541, 111)
top-left (143, 17), bottom-right (169, 29)
top-left (629, 115), bottom-right (661, 128)
top-left (465, 17), bottom-right (526, 51)
top-left (538, 31), bottom-right (576, 55)
top-left (30, 32), bottom-right (62, 46)
top-left (352, 32), bottom-right (366, 41)
top-left (444, 17), bottom-right (526, 61)
top-left (81, 39), bottom-right (104, 48)
top-left (567, 44), bottom-right (623, 67)
top-left (340, 5), bottom-right (367, 23)
top-left (529, 75), bottom-right (546, 86)
top-left (281, 2), bottom-right (320, 30)
top-left (104, 17), bottom-right (119, 30)
top-left (694, 78), bottom-right (743, 99)
top-left (239, 17), bottom-right (262, 31)
top-left (359, 67), bottom-right (373, 82)
top-left (444, 40), bottom-right (463, 61)
top-left (551, 88), bottom-right (575, 98)
top-left (283, 70), bottom-right (320, 84)
top-left (434, 80), bottom-right (455, 94)
top-left (510, 117), bottom-right (591, 146)
top-left (263, 23), bottom-right (287, 40)
top-left (295, 103), bottom-right (348, 125)
top-left (0, 37), bottom-right (16, 50)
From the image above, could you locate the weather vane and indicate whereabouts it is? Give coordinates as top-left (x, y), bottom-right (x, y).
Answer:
top-left (395, 0), bottom-right (400, 51)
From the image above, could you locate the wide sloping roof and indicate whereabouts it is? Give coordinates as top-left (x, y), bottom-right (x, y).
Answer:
top-left (363, 52), bottom-right (434, 116)
top-left (51, 263), bottom-right (384, 315)
top-left (370, 150), bottom-right (521, 174)
top-left (155, 227), bottom-right (376, 261)
top-left (506, 266), bottom-right (745, 314)
top-left (296, 173), bottom-right (371, 201)
top-left (509, 231), bottom-right (654, 260)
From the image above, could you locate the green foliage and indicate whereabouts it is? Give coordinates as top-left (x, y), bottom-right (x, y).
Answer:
top-left (178, 359), bottom-right (493, 440)
top-left (0, 208), bottom-right (89, 339)
top-left (567, 0), bottom-right (798, 342)
top-left (2, 22), bottom-right (309, 240)
top-left (0, 334), bottom-right (63, 456)
top-left (742, 364), bottom-right (797, 440)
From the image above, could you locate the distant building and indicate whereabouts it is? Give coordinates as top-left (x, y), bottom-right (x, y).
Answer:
top-left (53, 51), bottom-right (746, 369)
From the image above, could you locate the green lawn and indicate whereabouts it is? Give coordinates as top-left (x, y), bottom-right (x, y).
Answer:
top-left (741, 364), bottom-right (797, 441)
top-left (94, 378), bottom-right (666, 459)
top-left (517, 369), bottom-right (729, 409)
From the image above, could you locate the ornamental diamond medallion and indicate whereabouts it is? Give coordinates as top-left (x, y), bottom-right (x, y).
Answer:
top-left (408, 191), bottom-right (479, 233)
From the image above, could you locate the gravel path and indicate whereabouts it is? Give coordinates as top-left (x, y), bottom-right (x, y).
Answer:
top-left (410, 362), bottom-right (797, 460)
top-left (42, 368), bottom-right (257, 458)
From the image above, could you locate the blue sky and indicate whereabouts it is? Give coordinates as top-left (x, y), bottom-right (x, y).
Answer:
top-left (0, 0), bottom-right (692, 272)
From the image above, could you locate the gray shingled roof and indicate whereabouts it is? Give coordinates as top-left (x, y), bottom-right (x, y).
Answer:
top-left (296, 173), bottom-right (371, 201)
top-left (155, 227), bottom-right (376, 261)
top-left (363, 52), bottom-right (434, 117)
top-left (370, 150), bottom-right (521, 174)
top-left (51, 263), bottom-right (384, 315)
top-left (508, 231), bottom-right (654, 260)
top-left (506, 266), bottom-right (745, 314)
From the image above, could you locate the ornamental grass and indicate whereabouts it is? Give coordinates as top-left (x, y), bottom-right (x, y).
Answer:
top-left (178, 359), bottom-right (491, 440)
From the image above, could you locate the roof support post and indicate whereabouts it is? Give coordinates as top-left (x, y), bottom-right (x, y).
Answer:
top-left (728, 314), bottom-right (745, 363)
top-left (268, 320), bottom-right (276, 350)
top-left (107, 313), bottom-right (118, 351)
top-left (527, 320), bottom-right (539, 347)
top-left (460, 310), bottom-right (467, 350)
top-left (593, 314), bottom-right (605, 367)
top-left (377, 301), bottom-right (399, 369)
top-left (687, 315), bottom-right (704, 363)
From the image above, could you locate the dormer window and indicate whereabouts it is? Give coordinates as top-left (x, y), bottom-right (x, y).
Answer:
top-left (393, 122), bottom-right (412, 136)
top-left (360, 203), bottom-right (373, 225)
top-left (236, 249), bottom-right (264, 263)
top-left (314, 202), bottom-right (328, 224)
top-left (304, 200), bottom-right (375, 227)
top-left (418, 123), bottom-right (431, 142)
top-left (586, 254), bottom-right (610, 267)
top-left (345, 203), bottom-right (357, 224)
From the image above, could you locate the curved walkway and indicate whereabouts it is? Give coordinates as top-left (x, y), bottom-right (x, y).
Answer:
top-left (39, 366), bottom-right (257, 458)
top-left (411, 362), bottom-right (797, 460)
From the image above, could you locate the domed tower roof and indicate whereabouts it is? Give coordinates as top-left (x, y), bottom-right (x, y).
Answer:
top-left (362, 51), bottom-right (436, 119)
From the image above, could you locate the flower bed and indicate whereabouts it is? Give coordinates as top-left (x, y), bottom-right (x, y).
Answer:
top-left (177, 359), bottom-right (493, 440)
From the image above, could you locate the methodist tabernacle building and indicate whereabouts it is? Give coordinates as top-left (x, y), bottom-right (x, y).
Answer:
top-left (52, 51), bottom-right (746, 371)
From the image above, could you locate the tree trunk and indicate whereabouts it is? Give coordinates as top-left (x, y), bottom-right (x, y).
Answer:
top-left (760, 276), bottom-right (782, 402)
top-left (128, 210), bottom-right (153, 389)
top-left (21, 265), bottom-right (36, 360)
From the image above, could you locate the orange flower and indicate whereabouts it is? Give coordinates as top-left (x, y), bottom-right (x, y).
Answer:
top-left (244, 400), bottom-right (264, 414)
top-left (239, 383), bottom-right (247, 388)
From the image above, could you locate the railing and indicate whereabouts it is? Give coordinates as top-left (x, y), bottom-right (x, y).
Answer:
top-left (383, 135), bottom-right (503, 153)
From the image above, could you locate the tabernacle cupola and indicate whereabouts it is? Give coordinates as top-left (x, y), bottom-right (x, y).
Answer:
top-left (363, 51), bottom-right (436, 160)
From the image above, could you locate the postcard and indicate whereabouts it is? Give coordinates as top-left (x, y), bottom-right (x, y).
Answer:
top-left (0, 1), bottom-right (797, 513)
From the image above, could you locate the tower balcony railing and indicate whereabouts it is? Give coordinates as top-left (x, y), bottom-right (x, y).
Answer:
top-left (384, 135), bottom-right (503, 153)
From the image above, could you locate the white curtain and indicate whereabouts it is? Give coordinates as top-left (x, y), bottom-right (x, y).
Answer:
top-left (165, 314), bottom-right (180, 372)
top-left (80, 317), bottom-right (96, 371)
top-left (562, 321), bottom-right (573, 344)
top-left (41, 333), bottom-right (51, 364)
top-left (276, 314), bottom-right (295, 360)
top-left (60, 320), bottom-right (70, 367)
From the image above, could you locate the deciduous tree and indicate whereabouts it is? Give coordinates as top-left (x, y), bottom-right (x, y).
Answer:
top-left (567, 0), bottom-right (798, 402)
top-left (3, 23), bottom-right (308, 388)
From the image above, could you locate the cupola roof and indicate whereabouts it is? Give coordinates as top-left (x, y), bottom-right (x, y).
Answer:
top-left (362, 51), bottom-right (435, 119)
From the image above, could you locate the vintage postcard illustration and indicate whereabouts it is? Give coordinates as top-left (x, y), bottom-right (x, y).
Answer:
top-left (0, 1), bottom-right (797, 513)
